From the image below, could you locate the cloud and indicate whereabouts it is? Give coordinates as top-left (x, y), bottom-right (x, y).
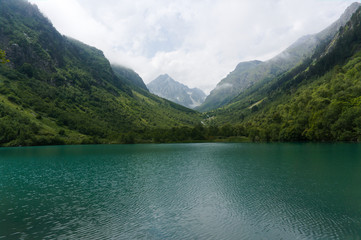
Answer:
top-left (29, 0), bottom-right (357, 93)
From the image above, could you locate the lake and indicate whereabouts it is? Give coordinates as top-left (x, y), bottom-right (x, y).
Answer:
top-left (0, 143), bottom-right (360, 239)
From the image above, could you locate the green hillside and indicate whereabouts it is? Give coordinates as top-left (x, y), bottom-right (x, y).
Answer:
top-left (198, 2), bottom-right (361, 112)
top-left (1, 0), bottom-right (361, 145)
top-left (196, 60), bottom-right (262, 111)
top-left (0, 0), bottom-right (200, 146)
top-left (208, 7), bottom-right (361, 142)
top-left (111, 64), bottom-right (149, 91)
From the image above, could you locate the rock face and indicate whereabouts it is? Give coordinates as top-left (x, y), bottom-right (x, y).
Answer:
top-left (197, 2), bottom-right (361, 112)
top-left (147, 74), bottom-right (206, 109)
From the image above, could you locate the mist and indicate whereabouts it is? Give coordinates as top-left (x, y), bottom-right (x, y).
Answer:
top-left (29, 0), bottom-right (358, 94)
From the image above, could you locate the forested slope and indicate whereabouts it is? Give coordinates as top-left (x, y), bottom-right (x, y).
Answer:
top-left (198, 2), bottom-right (360, 112)
top-left (208, 8), bottom-right (361, 142)
top-left (0, 0), bottom-right (200, 146)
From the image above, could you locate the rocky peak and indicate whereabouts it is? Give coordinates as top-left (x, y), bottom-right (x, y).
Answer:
top-left (147, 75), bottom-right (206, 109)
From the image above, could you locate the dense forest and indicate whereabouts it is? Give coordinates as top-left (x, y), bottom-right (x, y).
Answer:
top-left (207, 8), bottom-right (361, 142)
top-left (0, 0), bottom-right (201, 146)
top-left (1, 0), bottom-right (361, 146)
top-left (197, 2), bottom-right (361, 113)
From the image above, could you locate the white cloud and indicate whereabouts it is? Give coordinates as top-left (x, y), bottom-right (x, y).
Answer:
top-left (29, 0), bottom-right (358, 94)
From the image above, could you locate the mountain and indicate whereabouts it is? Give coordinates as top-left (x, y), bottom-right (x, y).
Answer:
top-left (1, 0), bottom-right (360, 145)
top-left (207, 4), bottom-right (361, 142)
top-left (197, 2), bottom-right (361, 112)
top-left (111, 64), bottom-right (148, 91)
top-left (0, 0), bottom-right (200, 146)
top-left (147, 74), bottom-right (206, 109)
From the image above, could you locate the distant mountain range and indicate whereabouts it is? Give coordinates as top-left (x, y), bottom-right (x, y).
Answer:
top-left (147, 74), bottom-right (206, 109)
top-left (1, 0), bottom-right (361, 144)
top-left (197, 2), bottom-right (361, 112)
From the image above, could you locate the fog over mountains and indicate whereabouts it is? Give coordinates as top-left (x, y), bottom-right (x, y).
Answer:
top-left (29, 0), bottom-right (356, 94)
top-left (1, 0), bottom-right (361, 145)
top-left (0, 0), bottom-right (200, 146)
top-left (197, 2), bottom-right (361, 112)
top-left (147, 74), bottom-right (206, 109)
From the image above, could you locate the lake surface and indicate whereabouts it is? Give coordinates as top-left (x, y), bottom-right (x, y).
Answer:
top-left (0, 143), bottom-right (361, 239)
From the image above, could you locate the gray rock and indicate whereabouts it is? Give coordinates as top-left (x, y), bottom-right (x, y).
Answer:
top-left (147, 74), bottom-right (206, 109)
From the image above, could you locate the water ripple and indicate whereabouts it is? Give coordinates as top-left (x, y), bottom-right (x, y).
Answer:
top-left (0, 143), bottom-right (361, 239)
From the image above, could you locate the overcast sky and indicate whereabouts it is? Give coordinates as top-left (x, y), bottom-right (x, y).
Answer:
top-left (29, 0), bottom-right (358, 93)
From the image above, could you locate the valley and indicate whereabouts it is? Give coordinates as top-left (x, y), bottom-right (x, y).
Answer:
top-left (0, 0), bottom-right (361, 145)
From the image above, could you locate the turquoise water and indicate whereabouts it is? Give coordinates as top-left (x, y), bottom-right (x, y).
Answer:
top-left (0, 143), bottom-right (360, 239)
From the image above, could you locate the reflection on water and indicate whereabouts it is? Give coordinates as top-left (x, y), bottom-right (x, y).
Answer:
top-left (0, 143), bottom-right (361, 239)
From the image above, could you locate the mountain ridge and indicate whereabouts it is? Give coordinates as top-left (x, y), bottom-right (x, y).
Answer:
top-left (1, 0), bottom-right (361, 145)
top-left (111, 64), bottom-right (148, 91)
top-left (147, 74), bottom-right (206, 109)
top-left (0, 0), bottom-right (200, 146)
top-left (197, 2), bottom-right (361, 112)
top-left (207, 4), bottom-right (361, 141)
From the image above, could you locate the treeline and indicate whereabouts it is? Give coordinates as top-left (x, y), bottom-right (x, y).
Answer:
top-left (121, 124), bottom-right (249, 144)
top-left (208, 12), bottom-right (361, 143)
top-left (218, 56), bottom-right (361, 143)
top-left (0, 61), bottom-right (200, 147)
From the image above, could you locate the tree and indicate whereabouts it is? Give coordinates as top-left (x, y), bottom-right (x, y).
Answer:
top-left (0, 49), bottom-right (9, 64)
